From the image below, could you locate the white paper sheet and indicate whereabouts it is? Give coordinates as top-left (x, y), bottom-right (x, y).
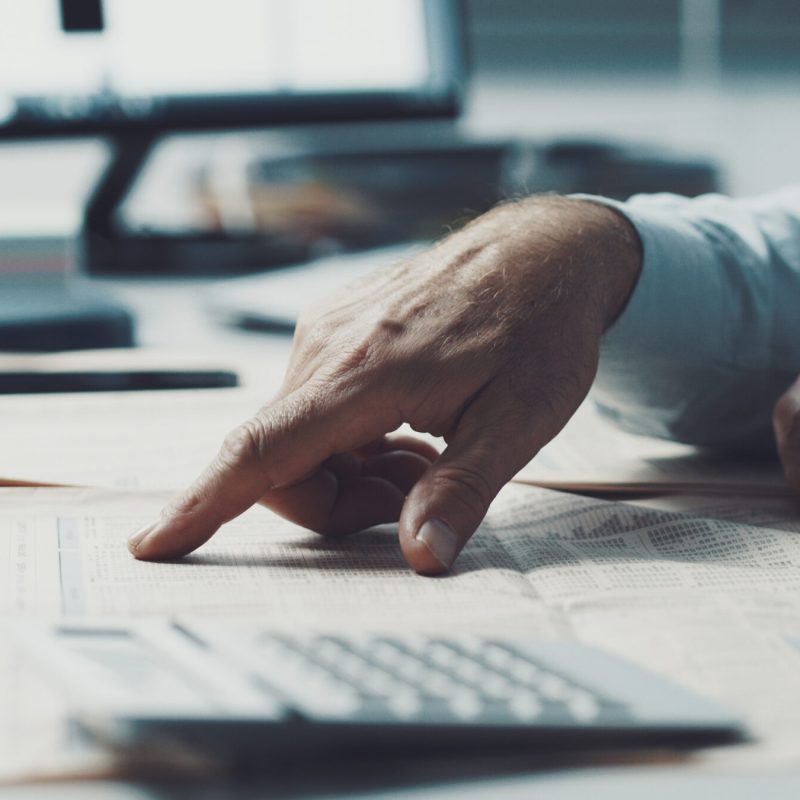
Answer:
top-left (0, 385), bottom-right (785, 496)
top-left (0, 389), bottom-right (261, 490)
top-left (518, 401), bottom-right (788, 496)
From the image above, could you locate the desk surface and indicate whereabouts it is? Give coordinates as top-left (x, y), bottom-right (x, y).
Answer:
top-left (4, 764), bottom-right (800, 799)
top-left (3, 276), bottom-right (800, 798)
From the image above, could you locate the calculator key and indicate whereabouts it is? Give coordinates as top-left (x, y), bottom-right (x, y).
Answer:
top-left (483, 644), bottom-right (514, 670)
top-left (567, 691), bottom-right (601, 722)
top-left (539, 674), bottom-right (569, 701)
top-left (428, 644), bottom-right (458, 668)
top-left (448, 691), bottom-right (483, 720)
top-left (509, 660), bottom-right (541, 685)
top-left (399, 657), bottom-right (427, 682)
top-left (453, 636), bottom-right (483, 656)
top-left (509, 692), bottom-right (542, 722)
top-left (372, 642), bottom-right (404, 667)
top-left (483, 673), bottom-right (515, 699)
top-left (316, 640), bottom-right (344, 661)
top-left (452, 659), bottom-right (486, 684)
top-left (362, 670), bottom-right (396, 697)
top-left (424, 671), bottom-right (462, 698)
top-left (389, 690), bottom-right (423, 718)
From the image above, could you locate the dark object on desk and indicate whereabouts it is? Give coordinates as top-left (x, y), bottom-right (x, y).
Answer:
top-left (59, 0), bottom-right (105, 32)
top-left (240, 138), bottom-right (509, 250)
top-left (0, 370), bottom-right (238, 394)
top-left (0, 275), bottom-right (134, 352)
top-left (84, 132), bottom-right (511, 277)
top-left (530, 139), bottom-right (720, 199)
top-left (99, 131), bottom-right (719, 278)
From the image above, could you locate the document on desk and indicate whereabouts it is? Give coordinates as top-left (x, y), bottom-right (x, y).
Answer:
top-left (0, 486), bottom-right (558, 636)
top-left (4, 483), bottom-right (800, 758)
top-left (516, 400), bottom-right (788, 496)
top-left (0, 388), bottom-right (262, 490)
top-left (0, 390), bottom-right (785, 495)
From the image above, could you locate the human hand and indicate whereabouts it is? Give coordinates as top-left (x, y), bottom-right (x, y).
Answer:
top-left (128, 197), bottom-right (641, 574)
top-left (773, 376), bottom-right (800, 492)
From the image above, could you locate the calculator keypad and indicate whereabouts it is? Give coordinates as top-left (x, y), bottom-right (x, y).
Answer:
top-left (232, 633), bottom-right (630, 727)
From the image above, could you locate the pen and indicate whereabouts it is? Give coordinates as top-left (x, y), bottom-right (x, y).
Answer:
top-left (0, 370), bottom-right (239, 394)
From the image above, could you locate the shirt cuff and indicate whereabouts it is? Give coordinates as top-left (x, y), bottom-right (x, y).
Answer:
top-left (575, 193), bottom-right (731, 370)
top-left (572, 193), bottom-right (778, 450)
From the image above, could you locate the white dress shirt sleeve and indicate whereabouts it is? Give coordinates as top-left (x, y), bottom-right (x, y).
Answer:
top-left (586, 186), bottom-right (800, 453)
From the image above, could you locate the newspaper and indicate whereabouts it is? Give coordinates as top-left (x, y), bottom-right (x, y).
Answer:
top-left (628, 492), bottom-right (800, 533)
top-left (4, 483), bottom-right (800, 782)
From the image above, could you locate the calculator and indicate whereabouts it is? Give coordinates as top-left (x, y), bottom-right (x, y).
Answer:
top-left (10, 620), bottom-right (743, 764)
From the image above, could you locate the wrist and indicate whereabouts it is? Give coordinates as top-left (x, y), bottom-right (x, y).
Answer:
top-left (496, 195), bottom-right (643, 332)
top-left (558, 197), bottom-right (643, 331)
top-left (439, 194), bottom-right (643, 337)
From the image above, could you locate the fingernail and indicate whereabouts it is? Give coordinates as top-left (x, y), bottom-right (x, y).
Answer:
top-left (127, 522), bottom-right (158, 554)
top-left (415, 518), bottom-right (459, 570)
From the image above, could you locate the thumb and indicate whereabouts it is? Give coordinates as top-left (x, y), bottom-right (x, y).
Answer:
top-left (398, 396), bottom-right (557, 576)
top-left (773, 374), bottom-right (800, 492)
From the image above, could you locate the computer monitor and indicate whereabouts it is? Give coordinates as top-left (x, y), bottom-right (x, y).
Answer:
top-left (0, 0), bottom-right (465, 138)
top-left (0, 0), bottom-right (466, 275)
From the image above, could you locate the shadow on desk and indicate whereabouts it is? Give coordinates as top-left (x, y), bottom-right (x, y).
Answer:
top-left (76, 747), bottom-right (692, 800)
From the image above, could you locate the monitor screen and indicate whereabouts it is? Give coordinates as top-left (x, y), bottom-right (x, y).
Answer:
top-left (0, 0), bottom-right (464, 137)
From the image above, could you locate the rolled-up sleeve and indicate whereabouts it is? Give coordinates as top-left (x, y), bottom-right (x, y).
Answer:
top-left (584, 186), bottom-right (800, 452)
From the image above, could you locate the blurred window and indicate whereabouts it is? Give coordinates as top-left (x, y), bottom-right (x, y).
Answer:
top-left (467, 0), bottom-right (800, 82)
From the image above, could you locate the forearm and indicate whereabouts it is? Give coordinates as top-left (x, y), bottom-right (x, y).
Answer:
top-left (588, 186), bottom-right (800, 452)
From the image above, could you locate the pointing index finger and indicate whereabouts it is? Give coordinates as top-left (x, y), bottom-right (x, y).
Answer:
top-left (128, 389), bottom-right (385, 560)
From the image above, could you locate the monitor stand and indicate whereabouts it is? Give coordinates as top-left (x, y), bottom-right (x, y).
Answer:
top-left (80, 133), bottom-right (309, 277)
top-left (80, 133), bottom-right (156, 277)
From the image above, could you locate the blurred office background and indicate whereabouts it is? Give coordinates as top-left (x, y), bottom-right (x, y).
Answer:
top-left (466, 0), bottom-right (800, 195)
top-left (469, 0), bottom-right (799, 79)
top-left (1, 0), bottom-right (799, 273)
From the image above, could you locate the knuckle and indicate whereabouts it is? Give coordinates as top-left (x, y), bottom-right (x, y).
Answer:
top-left (785, 465), bottom-right (800, 494)
top-left (162, 488), bottom-right (203, 522)
top-left (295, 306), bottom-right (344, 358)
top-left (323, 333), bottom-right (398, 398)
top-left (773, 392), bottom-right (800, 493)
top-left (298, 303), bottom-right (413, 388)
top-left (221, 418), bottom-right (269, 469)
top-left (773, 390), bottom-right (800, 440)
top-left (432, 463), bottom-right (495, 518)
top-left (294, 306), bottom-right (316, 339)
top-left (296, 320), bottom-right (331, 359)
top-left (333, 337), bottom-right (377, 378)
